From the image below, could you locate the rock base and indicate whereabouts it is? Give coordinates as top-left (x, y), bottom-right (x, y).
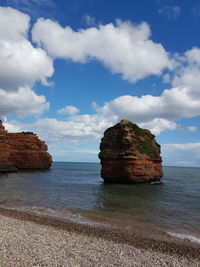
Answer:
top-left (101, 159), bottom-right (163, 183)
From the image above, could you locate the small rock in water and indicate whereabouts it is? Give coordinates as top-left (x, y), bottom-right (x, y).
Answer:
top-left (150, 181), bottom-right (161, 185)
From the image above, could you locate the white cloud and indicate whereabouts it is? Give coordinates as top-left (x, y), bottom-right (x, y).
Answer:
top-left (139, 119), bottom-right (177, 135)
top-left (58, 105), bottom-right (79, 115)
top-left (172, 47), bottom-right (200, 98)
top-left (0, 7), bottom-right (53, 119)
top-left (0, 6), bottom-right (29, 42)
top-left (3, 119), bottom-right (22, 133)
top-left (158, 6), bottom-right (181, 20)
top-left (32, 18), bottom-right (172, 83)
top-left (96, 86), bottom-right (200, 123)
top-left (4, 81), bottom-right (200, 143)
top-left (162, 143), bottom-right (200, 167)
top-left (83, 14), bottom-right (96, 26)
top-left (186, 126), bottom-right (197, 132)
top-left (0, 7), bottom-right (54, 91)
top-left (0, 40), bottom-right (54, 90)
top-left (4, 115), bottom-right (115, 145)
top-left (0, 87), bottom-right (49, 118)
top-left (1, 99), bottom-right (179, 145)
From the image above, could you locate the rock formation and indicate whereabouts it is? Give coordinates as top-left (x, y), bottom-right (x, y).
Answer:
top-left (0, 121), bottom-right (52, 172)
top-left (99, 120), bottom-right (163, 183)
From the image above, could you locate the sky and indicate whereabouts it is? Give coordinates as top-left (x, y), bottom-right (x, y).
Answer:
top-left (0, 0), bottom-right (200, 166)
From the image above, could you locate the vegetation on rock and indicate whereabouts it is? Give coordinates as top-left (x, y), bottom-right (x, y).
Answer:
top-left (21, 131), bottom-right (35, 135)
top-left (99, 120), bottom-right (161, 160)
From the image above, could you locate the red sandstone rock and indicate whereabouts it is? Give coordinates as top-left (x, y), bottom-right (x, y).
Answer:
top-left (99, 120), bottom-right (163, 183)
top-left (0, 121), bottom-right (52, 172)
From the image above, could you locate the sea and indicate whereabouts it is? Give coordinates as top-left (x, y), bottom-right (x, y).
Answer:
top-left (0, 162), bottom-right (199, 245)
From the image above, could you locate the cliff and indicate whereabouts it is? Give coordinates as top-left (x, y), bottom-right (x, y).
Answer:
top-left (0, 121), bottom-right (52, 172)
top-left (99, 120), bottom-right (163, 183)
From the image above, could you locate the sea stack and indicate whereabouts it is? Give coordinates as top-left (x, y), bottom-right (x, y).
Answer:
top-left (0, 120), bottom-right (52, 172)
top-left (99, 120), bottom-right (163, 183)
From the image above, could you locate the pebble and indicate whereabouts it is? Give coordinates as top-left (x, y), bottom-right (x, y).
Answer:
top-left (0, 215), bottom-right (199, 267)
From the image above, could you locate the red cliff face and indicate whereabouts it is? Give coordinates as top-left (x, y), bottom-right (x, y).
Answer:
top-left (99, 120), bottom-right (163, 183)
top-left (0, 121), bottom-right (52, 172)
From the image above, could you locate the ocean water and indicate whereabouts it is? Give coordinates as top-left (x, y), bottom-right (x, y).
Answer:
top-left (0, 162), bottom-right (199, 244)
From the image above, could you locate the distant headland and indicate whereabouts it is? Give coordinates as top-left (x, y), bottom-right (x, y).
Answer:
top-left (0, 120), bottom-right (52, 172)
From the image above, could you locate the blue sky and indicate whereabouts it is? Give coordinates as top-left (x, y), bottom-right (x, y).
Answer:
top-left (0, 0), bottom-right (200, 166)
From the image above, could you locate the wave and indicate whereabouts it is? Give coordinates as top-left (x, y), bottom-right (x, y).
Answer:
top-left (21, 206), bottom-right (102, 226)
top-left (6, 205), bottom-right (118, 230)
top-left (167, 231), bottom-right (200, 244)
top-left (2, 204), bottom-right (200, 246)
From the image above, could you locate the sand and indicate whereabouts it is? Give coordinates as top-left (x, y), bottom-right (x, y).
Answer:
top-left (0, 210), bottom-right (200, 267)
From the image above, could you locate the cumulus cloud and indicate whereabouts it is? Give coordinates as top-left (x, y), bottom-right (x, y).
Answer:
top-left (30, 15), bottom-right (200, 139)
top-left (162, 143), bottom-right (200, 167)
top-left (1, 92), bottom-right (181, 144)
top-left (96, 87), bottom-right (200, 123)
top-left (0, 7), bottom-right (53, 118)
top-left (0, 6), bottom-right (29, 42)
top-left (32, 18), bottom-right (172, 83)
top-left (158, 6), bottom-right (181, 20)
top-left (0, 87), bottom-right (49, 118)
top-left (4, 115), bottom-right (115, 145)
top-left (4, 79), bottom-right (200, 143)
top-left (172, 47), bottom-right (200, 98)
top-left (139, 119), bottom-right (177, 135)
top-left (58, 105), bottom-right (79, 115)
top-left (0, 7), bottom-right (54, 91)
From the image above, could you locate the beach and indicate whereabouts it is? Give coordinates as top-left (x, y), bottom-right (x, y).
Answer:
top-left (0, 209), bottom-right (200, 267)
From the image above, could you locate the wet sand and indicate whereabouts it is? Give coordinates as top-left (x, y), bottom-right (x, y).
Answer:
top-left (0, 207), bottom-right (200, 266)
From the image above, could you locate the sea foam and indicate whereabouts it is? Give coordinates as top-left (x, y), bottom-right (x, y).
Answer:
top-left (168, 232), bottom-right (200, 244)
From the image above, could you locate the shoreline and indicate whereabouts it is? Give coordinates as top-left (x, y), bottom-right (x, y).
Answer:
top-left (0, 207), bottom-right (200, 261)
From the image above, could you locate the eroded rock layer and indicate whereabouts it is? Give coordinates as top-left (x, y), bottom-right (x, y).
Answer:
top-left (0, 121), bottom-right (52, 172)
top-left (99, 120), bottom-right (163, 183)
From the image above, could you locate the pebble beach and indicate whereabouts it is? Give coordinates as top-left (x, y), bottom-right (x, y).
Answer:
top-left (0, 209), bottom-right (200, 267)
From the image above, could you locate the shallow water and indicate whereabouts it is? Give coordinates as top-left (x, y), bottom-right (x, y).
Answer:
top-left (0, 162), bottom-right (199, 243)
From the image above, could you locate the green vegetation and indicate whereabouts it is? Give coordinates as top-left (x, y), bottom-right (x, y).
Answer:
top-left (21, 131), bottom-right (35, 135)
top-left (122, 122), bottom-right (154, 138)
top-left (136, 141), bottom-right (157, 158)
top-left (101, 121), bottom-right (160, 159)
top-left (0, 136), bottom-right (7, 140)
top-left (98, 151), bottom-right (109, 159)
